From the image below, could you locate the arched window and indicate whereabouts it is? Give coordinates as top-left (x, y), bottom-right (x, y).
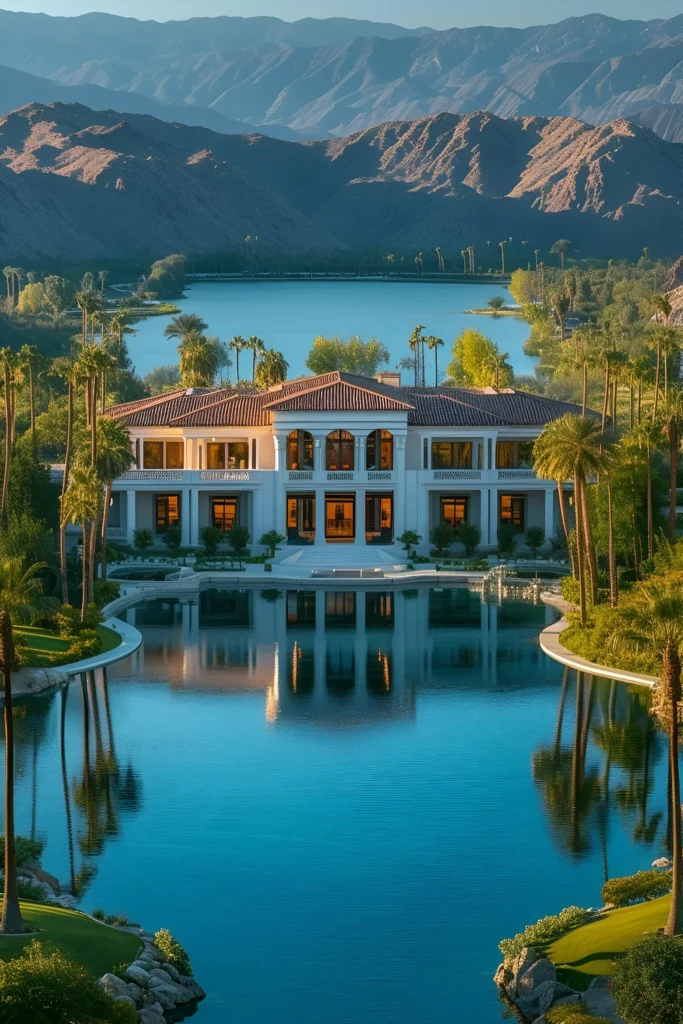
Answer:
top-left (366, 429), bottom-right (393, 470)
top-left (326, 430), bottom-right (354, 471)
top-left (287, 430), bottom-right (313, 470)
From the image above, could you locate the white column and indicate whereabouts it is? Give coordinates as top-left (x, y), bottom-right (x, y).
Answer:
top-left (252, 487), bottom-right (264, 546)
top-left (126, 490), bottom-right (136, 545)
top-left (416, 488), bottom-right (430, 551)
top-left (274, 433), bottom-right (287, 539)
top-left (354, 489), bottom-right (365, 544)
top-left (480, 488), bottom-right (490, 548)
top-left (544, 487), bottom-right (555, 546)
top-left (393, 436), bottom-right (406, 542)
top-left (190, 488), bottom-right (199, 546)
top-left (315, 489), bottom-right (326, 545)
top-left (314, 435), bottom-right (325, 473)
top-left (181, 487), bottom-right (190, 547)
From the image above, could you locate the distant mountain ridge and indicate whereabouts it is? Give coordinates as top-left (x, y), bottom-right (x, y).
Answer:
top-left (1, 102), bottom-right (682, 262)
top-left (4, 10), bottom-right (683, 141)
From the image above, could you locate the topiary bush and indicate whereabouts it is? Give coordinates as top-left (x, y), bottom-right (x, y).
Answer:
top-left (65, 629), bottom-right (102, 663)
top-left (499, 906), bottom-right (589, 962)
top-left (0, 940), bottom-right (138, 1024)
top-left (154, 928), bottom-right (192, 976)
top-left (602, 869), bottom-right (673, 908)
top-left (613, 933), bottom-right (683, 1024)
top-left (497, 522), bottom-right (517, 559)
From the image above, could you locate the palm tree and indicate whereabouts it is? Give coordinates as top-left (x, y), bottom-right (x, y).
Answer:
top-left (18, 345), bottom-right (39, 455)
top-left (51, 358), bottom-right (78, 604)
top-left (76, 346), bottom-right (100, 467)
top-left (499, 240), bottom-right (507, 275)
top-left (550, 238), bottom-right (572, 272)
top-left (61, 467), bottom-right (101, 619)
top-left (98, 270), bottom-right (109, 294)
top-left (648, 327), bottom-right (673, 420)
top-left (660, 389), bottom-right (683, 543)
top-left (247, 336), bottom-right (265, 382)
top-left (408, 325), bottom-right (426, 387)
top-left (179, 332), bottom-right (222, 388)
top-left (163, 313), bottom-right (208, 344)
top-left (229, 336), bottom-right (246, 381)
top-left (2, 268), bottom-right (13, 308)
top-left (254, 349), bottom-right (289, 388)
top-left (550, 290), bottom-right (570, 344)
top-left (534, 428), bottom-right (576, 577)
top-left (0, 558), bottom-right (51, 934)
top-left (0, 349), bottom-right (15, 518)
top-left (96, 418), bottom-right (135, 580)
top-left (75, 291), bottom-right (101, 347)
top-left (426, 336), bottom-right (444, 386)
top-left (633, 419), bottom-right (664, 559)
top-left (533, 415), bottom-right (603, 623)
top-left (609, 580), bottom-right (683, 935)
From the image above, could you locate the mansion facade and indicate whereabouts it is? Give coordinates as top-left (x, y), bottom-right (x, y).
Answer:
top-left (105, 371), bottom-right (580, 555)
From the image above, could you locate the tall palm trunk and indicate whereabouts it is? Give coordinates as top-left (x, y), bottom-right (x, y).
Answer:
top-left (582, 362), bottom-right (588, 418)
top-left (557, 482), bottom-right (576, 576)
top-left (90, 377), bottom-right (97, 469)
top-left (434, 346), bottom-right (439, 387)
top-left (574, 472), bottom-right (587, 625)
top-left (60, 380), bottom-right (74, 605)
top-left (601, 362), bottom-right (610, 432)
top-left (670, 422), bottom-right (679, 543)
top-left (607, 479), bottom-right (618, 608)
top-left (580, 478), bottom-right (598, 605)
top-left (100, 481), bottom-right (112, 581)
top-left (664, 644), bottom-right (683, 936)
top-left (654, 341), bottom-right (662, 419)
top-left (1, 364), bottom-right (10, 517)
top-left (0, 612), bottom-right (24, 933)
top-left (629, 385), bottom-right (634, 430)
top-left (81, 523), bottom-right (89, 620)
top-left (646, 441), bottom-right (654, 559)
top-left (28, 363), bottom-right (36, 457)
top-left (88, 511), bottom-right (98, 604)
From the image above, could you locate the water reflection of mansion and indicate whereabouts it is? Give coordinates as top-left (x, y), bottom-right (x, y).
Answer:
top-left (120, 588), bottom-right (557, 726)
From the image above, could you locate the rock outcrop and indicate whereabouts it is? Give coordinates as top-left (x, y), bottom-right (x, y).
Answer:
top-left (494, 947), bottom-right (584, 1022)
top-left (98, 935), bottom-right (205, 1024)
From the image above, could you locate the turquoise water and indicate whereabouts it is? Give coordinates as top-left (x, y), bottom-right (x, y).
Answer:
top-left (3, 588), bottom-right (669, 1024)
top-left (128, 281), bottom-right (533, 381)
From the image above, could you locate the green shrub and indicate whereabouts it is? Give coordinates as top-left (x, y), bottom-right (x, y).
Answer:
top-left (499, 906), bottom-right (589, 962)
top-left (561, 575), bottom-right (580, 603)
top-left (562, 603), bottom-right (658, 675)
top-left (457, 521), bottom-right (481, 556)
top-left (154, 928), bottom-right (192, 976)
top-left (430, 522), bottom-right (457, 555)
top-left (92, 908), bottom-right (105, 921)
top-left (0, 940), bottom-right (138, 1024)
top-left (547, 1006), bottom-right (612, 1024)
top-left (93, 579), bottom-right (120, 608)
top-left (65, 629), bottom-right (102, 663)
top-left (54, 604), bottom-right (81, 637)
top-left (259, 530), bottom-right (285, 558)
top-left (398, 531), bottom-right (421, 558)
top-left (200, 525), bottom-right (222, 557)
top-left (133, 528), bottom-right (154, 551)
top-left (613, 933), bottom-right (683, 1024)
top-left (264, 562), bottom-right (272, 572)
top-left (602, 869), bottom-right (672, 908)
top-left (525, 525), bottom-right (545, 557)
top-left (0, 836), bottom-right (44, 866)
top-left (226, 524), bottom-right (250, 561)
top-left (497, 523), bottom-right (517, 558)
top-left (162, 522), bottom-right (182, 555)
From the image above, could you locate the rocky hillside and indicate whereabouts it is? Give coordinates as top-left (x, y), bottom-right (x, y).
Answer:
top-left (4, 11), bottom-right (683, 140)
top-left (1, 102), bottom-right (682, 261)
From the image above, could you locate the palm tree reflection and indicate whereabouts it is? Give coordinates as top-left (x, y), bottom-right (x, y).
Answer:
top-left (534, 671), bottom-right (664, 869)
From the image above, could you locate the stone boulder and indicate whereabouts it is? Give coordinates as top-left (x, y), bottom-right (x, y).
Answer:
top-left (125, 981), bottom-right (144, 1006)
top-left (517, 958), bottom-right (557, 996)
top-left (179, 975), bottom-right (206, 1001)
top-left (113, 995), bottom-right (137, 1010)
top-left (161, 961), bottom-right (181, 982)
top-left (138, 1010), bottom-right (165, 1024)
top-left (97, 973), bottom-right (128, 999)
top-left (125, 963), bottom-right (151, 986)
top-left (145, 984), bottom-right (179, 1011)
top-left (505, 947), bottom-right (541, 999)
top-left (517, 980), bottom-right (579, 1020)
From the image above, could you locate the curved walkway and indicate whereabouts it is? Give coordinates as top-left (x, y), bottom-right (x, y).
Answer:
top-left (539, 615), bottom-right (658, 689)
top-left (8, 617), bottom-right (143, 702)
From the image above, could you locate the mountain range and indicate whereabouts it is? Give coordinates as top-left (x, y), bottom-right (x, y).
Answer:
top-left (4, 10), bottom-right (683, 141)
top-left (1, 102), bottom-right (681, 262)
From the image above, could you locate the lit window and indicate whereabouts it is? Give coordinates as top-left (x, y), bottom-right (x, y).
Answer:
top-left (143, 441), bottom-right (163, 469)
top-left (500, 495), bottom-right (524, 529)
top-left (155, 495), bottom-right (179, 532)
top-left (287, 430), bottom-right (314, 470)
top-left (212, 498), bottom-right (238, 532)
top-left (166, 442), bottom-right (184, 469)
top-left (441, 497), bottom-right (467, 527)
top-left (326, 430), bottom-right (354, 471)
top-left (366, 430), bottom-right (393, 470)
top-left (431, 441), bottom-right (472, 469)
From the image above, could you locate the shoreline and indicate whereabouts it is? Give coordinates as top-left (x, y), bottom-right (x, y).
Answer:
top-left (538, 613), bottom-right (658, 688)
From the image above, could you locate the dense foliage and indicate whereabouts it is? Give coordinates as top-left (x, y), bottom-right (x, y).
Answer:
top-left (153, 928), bottom-right (192, 976)
top-left (613, 933), bottom-right (683, 1024)
top-left (305, 335), bottom-right (390, 376)
top-left (602, 869), bottom-right (673, 907)
top-left (0, 940), bottom-right (137, 1024)
top-left (499, 906), bottom-right (588, 962)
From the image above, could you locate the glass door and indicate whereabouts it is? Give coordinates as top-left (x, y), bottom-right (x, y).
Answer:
top-left (287, 494), bottom-right (315, 545)
top-left (325, 496), bottom-right (355, 541)
top-left (365, 494), bottom-right (393, 544)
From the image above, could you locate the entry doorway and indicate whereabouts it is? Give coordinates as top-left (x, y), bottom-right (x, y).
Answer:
top-left (325, 495), bottom-right (355, 541)
top-left (287, 494), bottom-right (315, 545)
top-left (365, 493), bottom-right (393, 544)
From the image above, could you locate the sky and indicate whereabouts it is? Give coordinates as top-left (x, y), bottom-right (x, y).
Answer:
top-left (2, 0), bottom-right (683, 29)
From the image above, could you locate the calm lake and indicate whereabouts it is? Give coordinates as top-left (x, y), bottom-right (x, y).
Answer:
top-left (128, 281), bottom-right (533, 381)
top-left (4, 587), bottom-right (670, 1024)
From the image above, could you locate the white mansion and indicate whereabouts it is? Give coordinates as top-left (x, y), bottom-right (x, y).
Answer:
top-left (104, 371), bottom-right (580, 556)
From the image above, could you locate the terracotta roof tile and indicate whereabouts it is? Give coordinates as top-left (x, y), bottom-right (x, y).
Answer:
top-left (264, 378), bottom-right (414, 412)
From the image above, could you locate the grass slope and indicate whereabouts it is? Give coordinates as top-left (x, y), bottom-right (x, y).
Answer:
top-left (548, 895), bottom-right (670, 990)
top-left (0, 901), bottom-right (139, 976)
top-left (14, 624), bottom-right (122, 666)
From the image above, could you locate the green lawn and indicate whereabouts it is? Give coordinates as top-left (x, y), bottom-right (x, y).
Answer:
top-left (0, 901), bottom-right (139, 976)
top-left (97, 625), bottom-right (122, 654)
top-left (548, 896), bottom-right (670, 990)
top-left (15, 625), bottom-right (121, 667)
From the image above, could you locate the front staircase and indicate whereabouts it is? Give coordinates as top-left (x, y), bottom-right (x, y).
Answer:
top-left (277, 544), bottom-right (403, 570)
